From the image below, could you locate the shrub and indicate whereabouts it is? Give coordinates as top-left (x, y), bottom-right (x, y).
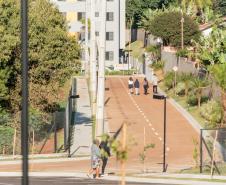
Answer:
top-left (0, 126), bottom-right (14, 154)
top-left (176, 49), bottom-right (189, 58)
top-left (105, 70), bottom-right (135, 75)
top-left (200, 100), bottom-right (223, 128)
top-left (151, 60), bottom-right (164, 71)
top-left (164, 72), bottom-right (174, 90)
top-left (187, 95), bottom-right (209, 106)
top-left (148, 11), bottom-right (200, 47)
top-left (175, 82), bottom-right (185, 95)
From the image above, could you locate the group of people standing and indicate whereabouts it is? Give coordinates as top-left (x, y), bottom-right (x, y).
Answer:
top-left (88, 136), bottom-right (110, 179)
top-left (128, 77), bottom-right (150, 95)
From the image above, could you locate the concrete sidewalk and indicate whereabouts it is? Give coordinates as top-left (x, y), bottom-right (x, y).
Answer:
top-left (70, 77), bottom-right (92, 156)
top-left (0, 172), bottom-right (225, 185)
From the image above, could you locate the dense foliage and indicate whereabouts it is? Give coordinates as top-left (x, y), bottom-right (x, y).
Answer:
top-left (148, 11), bottom-right (200, 47)
top-left (0, 0), bottom-right (81, 153)
top-left (126, 0), bottom-right (175, 28)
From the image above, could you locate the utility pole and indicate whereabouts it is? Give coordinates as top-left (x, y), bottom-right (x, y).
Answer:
top-left (181, 9), bottom-right (184, 49)
top-left (85, 0), bottom-right (89, 77)
top-left (90, 0), bottom-right (97, 114)
top-left (96, 0), bottom-right (106, 137)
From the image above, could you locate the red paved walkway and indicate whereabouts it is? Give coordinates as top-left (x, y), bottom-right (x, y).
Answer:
top-left (0, 76), bottom-right (199, 173)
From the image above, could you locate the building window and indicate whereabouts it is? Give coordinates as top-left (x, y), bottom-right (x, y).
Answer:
top-left (95, 32), bottom-right (99, 36)
top-left (78, 12), bottom-right (86, 21)
top-left (106, 12), bottom-right (114, 21)
top-left (105, 51), bottom-right (114, 61)
top-left (95, 12), bottom-right (99, 17)
top-left (106, 32), bottom-right (114, 41)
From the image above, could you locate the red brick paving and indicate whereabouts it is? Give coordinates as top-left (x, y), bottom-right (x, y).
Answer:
top-left (0, 76), bottom-right (199, 174)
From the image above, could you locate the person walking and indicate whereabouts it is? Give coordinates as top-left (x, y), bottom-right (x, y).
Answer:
top-left (87, 139), bottom-right (101, 179)
top-left (99, 134), bottom-right (111, 176)
top-left (153, 74), bottom-right (158, 94)
top-left (143, 77), bottom-right (149, 95)
top-left (128, 77), bottom-right (134, 94)
top-left (134, 79), bottom-right (140, 95)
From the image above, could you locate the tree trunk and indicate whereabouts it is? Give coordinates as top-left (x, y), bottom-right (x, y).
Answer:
top-left (13, 128), bottom-right (17, 157)
top-left (3, 146), bottom-right (5, 155)
top-left (221, 90), bottom-right (226, 125)
top-left (197, 90), bottom-right (201, 108)
top-left (32, 129), bottom-right (35, 155)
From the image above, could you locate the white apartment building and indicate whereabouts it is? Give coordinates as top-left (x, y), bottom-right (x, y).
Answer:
top-left (50, 0), bottom-right (126, 68)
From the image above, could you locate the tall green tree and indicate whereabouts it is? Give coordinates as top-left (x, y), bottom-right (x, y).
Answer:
top-left (213, 0), bottom-right (226, 16)
top-left (126, 0), bottom-right (175, 28)
top-left (147, 11), bottom-right (200, 47)
top-left (0, 0), bottom-right (81, 114)
top-left (0, 0), bottom-right (81, 154)
top-left (211, 63), bottom-right (226, 125)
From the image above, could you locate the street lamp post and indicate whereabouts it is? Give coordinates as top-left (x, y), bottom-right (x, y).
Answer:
top-left (153, 94), bottom-right (167, 172)
top-left (67, 95), bottom-right (80, 157)
top-left (163, 96), bottom-right (167, 172)
top-left (21, 0), bottom-right (29, 184)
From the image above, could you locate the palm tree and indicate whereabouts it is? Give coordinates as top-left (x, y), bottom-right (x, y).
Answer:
top-left (211, 63), bottom-right (226, 125)
top-left (181, 0), bottom-right (213, 22)
top-left (192, 77), bottom-right (209, 108)
top-left (180, 73), bottom-right (193, 98)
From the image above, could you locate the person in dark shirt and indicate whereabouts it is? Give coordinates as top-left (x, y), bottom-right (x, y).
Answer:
top-left (134, 79), bottom-right (140, 95)
top-left (99, 134), bottom-right (111, 175)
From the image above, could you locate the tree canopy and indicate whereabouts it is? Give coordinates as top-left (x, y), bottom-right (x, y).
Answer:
top-left (0, 0), bottom-right (81, 115)
top-left (126, 0), bottom-right (175, 28)
top-left (147, 11), bottom-right (200, 47)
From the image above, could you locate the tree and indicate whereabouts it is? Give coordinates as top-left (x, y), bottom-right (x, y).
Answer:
top-left (179, 73), bottom-right (193, 98)
top-left (0, 0), bottom-right (81, 154)
top-left (181, 0), bottom-right (213, 23)
top-left (126, 0), bottom-right (175, 28)
top-left (193, 26), bottom-right (226, 66)
top-left (211, 63), bottom-right (226, 125)
top-left (148, 11), bottom-right (200, 47)
top-left (213, 0), bottom-right (226, 16)
top-left (192, 78), bottom-right (209, 108)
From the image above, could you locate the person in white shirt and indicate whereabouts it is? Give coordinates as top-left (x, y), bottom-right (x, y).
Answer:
top-left (153, 75), bottom-right (158, 94)
top-left (128, 77), bottom-right (134, 94)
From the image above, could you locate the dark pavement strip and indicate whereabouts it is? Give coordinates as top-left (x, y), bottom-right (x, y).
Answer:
top-left (0, 177), bottom-right (178, 185)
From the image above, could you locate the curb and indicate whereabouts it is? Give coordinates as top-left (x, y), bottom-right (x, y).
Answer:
top-left (0, 172), bottom-right (225, 185)
top-left (0, 156), bottom-right (90, 165)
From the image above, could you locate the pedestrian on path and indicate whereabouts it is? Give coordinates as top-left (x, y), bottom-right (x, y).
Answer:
top-left (152, 74), bottom-right (158, 94)
top-left (99, 134), bottom-right (111, 176)
top-left (143, 78), bottom-right (149, 95)
top-left (87, 139), bottom-right (101, 179)
top-left (128, 77), bottom-right (134, 94)
top-left (134, 79), bottom-right (140, 95)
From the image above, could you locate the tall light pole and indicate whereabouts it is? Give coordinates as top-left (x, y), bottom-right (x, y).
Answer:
top-left (21, 0), bottom-right (29, 184)
top-left (90, 0), bottom-right (97, 114)
top-left (96, 0), bottom-right (106, 137)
